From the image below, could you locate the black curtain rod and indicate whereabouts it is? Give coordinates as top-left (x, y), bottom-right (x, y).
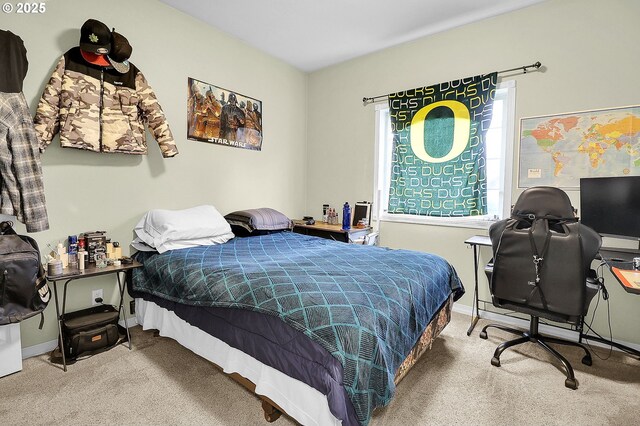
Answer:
top-left (362, 61), bottom-right (542, 105)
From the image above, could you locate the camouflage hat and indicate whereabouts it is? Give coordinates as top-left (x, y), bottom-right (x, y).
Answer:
top-left (107, 31), bottom-right (132, 74)
top-left (79, 19), bottom-right (111, 55)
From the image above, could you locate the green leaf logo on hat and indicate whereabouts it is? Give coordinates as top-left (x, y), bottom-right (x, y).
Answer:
top-left (89, 33), bottom-right (99, 43)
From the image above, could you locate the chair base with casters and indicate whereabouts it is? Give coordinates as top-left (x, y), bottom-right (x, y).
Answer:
top-left (479, 316), bottom-right (592, 390)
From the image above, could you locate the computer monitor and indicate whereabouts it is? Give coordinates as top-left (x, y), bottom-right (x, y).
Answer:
top-left (579, 176), bottom-right (640, 241)
top-left (352, 202), bottom-right (371, 227)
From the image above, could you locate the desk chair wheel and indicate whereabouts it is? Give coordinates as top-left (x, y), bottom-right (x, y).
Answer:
top-left (479, 331), bottom-right (488, 339)
top-left (491, 356), bottom-right (501, 367)
top-left (581, 354), bottom-right (592, 366)
top-left (565, 377), bottom-right (578, 390)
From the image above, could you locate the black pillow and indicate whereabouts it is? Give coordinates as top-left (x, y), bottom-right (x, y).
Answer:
top-left (224, 208), bottom-right (292, 237)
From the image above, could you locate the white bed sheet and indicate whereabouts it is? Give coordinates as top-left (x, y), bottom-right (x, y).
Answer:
top-left (135, 298), bottom-right (342, 426)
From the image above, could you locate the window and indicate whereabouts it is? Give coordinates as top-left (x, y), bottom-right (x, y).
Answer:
top-left (373, 80), bottom-right (516, 229)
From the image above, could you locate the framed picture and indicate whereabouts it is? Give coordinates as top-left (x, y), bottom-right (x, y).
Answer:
top-left (187, 77), bottom-right (263, 151)
top-left (518, 104), bottom-right (640, 188)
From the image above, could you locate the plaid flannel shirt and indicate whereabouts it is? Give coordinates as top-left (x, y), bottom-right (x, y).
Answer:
top-left (0, 92), bottom-right (49, 232)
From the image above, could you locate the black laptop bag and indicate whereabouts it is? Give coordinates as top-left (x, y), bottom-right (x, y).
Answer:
top-left (62, 304), bottom-right (121, 359)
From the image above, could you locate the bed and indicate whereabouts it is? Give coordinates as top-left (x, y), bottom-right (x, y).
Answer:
top-left (129, 231), bottom-right (463, 425)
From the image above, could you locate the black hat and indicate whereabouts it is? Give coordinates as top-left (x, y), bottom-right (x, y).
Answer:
top-left (107, 31), bottom-right (132, 74)
top-left (79, 19), bottom-right (111, 55)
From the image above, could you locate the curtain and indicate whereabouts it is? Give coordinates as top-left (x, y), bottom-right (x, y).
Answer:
top-left (387, 72), bottom-right (497, 217)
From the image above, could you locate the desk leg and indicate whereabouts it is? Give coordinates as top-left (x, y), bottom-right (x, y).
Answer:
top-left (52, 281), bottom-right (67, 372)
top-left (116, 272), bottom-right (132, 350)
top-left (466, 245), bottom-right (481, 336)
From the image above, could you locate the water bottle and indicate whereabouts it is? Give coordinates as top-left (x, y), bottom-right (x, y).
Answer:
top-left (342, 202), bottom-right (351, 230)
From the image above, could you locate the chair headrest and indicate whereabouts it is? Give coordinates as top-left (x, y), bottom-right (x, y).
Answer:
top-left (511, 186), bottom-right (576, 219)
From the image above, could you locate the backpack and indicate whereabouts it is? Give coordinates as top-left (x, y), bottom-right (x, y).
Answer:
top-left (0, 221), bottom-right (50, 328)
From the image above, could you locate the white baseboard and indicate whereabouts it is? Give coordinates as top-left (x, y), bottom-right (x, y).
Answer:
top-left (21, 316), bottom-right (138, 360)
top-left (120, 316), bottom-right (139, 329)
top-left (452, 303), bottom-right (640, 353)
top-left (21, 339), bottom-right (57, 360)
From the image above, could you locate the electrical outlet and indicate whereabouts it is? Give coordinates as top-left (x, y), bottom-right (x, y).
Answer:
top-left (92, 289), bottom-right (103, 306)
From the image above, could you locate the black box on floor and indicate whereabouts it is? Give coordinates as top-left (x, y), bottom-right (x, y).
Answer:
top-left (61, 304), bottom-right (120, 359)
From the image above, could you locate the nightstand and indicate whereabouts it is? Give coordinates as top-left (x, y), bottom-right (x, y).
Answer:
top-left (47, 260), bottom-right (143, 371)
top-left (292, 220), bottom-right (373, 243)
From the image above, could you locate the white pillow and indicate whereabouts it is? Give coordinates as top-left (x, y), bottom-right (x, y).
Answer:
top-left (132, 234), bottom-right (235, 253)
top-left (134, 205), bottom-right (234, 253)
top-left (131, 237), bottom-right (157, 252)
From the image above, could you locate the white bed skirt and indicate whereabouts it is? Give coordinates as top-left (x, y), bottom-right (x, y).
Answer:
top-left (135, 298), bottom-right (342, 426)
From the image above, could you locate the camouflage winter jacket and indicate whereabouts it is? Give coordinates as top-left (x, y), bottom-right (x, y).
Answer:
top-left (34, 47), bottom-right (178, 158)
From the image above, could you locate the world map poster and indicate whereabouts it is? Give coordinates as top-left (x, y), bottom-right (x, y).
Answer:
top-left (518, 105), bottom-right (640, 188)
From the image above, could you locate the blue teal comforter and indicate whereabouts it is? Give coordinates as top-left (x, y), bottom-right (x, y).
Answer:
top-left (131, 232), bottom-right (463, 425)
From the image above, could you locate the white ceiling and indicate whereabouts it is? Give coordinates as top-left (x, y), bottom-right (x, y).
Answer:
top-left (159, 0), bottom-right (546, 72)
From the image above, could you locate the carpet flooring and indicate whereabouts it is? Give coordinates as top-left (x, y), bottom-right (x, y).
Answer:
top-left (1, 311), bottom-right (639, 425)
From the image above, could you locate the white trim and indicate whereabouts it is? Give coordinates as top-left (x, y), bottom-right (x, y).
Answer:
top-left (499, 80), bottom-right (516, 219)
top-left (372, 103), bottom-right (384, 224)
top-left (379, 214), bottom-right (492, 230)
top-left (452, 303), bottom-right (640, 353)
top-left (119, 316), bottom-right (139, 329)
top-left (21, 338), bottom-right (57, 360)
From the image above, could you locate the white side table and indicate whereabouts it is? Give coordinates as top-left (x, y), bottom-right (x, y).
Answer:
top-left (0, 323), bottom-right (22, 377)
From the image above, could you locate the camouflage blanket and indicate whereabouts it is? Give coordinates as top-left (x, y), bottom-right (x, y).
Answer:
top-left (131, 232), bottom-right (463, 425)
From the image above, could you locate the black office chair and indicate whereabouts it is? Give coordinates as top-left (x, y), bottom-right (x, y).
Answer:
top-left (479, 186), bottom-right (602, 389)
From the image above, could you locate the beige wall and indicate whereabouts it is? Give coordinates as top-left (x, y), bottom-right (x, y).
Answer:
top-left (1, 0), bottom-right (308, 348)
top-left (306, 0), bottom-right (640, 345)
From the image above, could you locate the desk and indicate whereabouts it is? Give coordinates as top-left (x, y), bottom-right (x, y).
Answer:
top-left (292, 220), bottom-right (373, 243)
top-left (47, 261), bottom-right (143, 371)
top-left (578, 250), bottom-right (640, 358)
top-left (465, 236), bottom-right (640, 358)
top-left (599, 248), bottom-right (640, 294)
top-left (464, 235), bottom-right (492, 336)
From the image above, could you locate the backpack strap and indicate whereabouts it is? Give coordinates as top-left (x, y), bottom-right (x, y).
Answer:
top-left (35, 258), bottom-right (49, 330)
top-left (525, 217), bottom-right (552, 311)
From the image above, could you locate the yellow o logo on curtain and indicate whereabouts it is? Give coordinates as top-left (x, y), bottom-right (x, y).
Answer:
top-left (410, 100), bottom-right (471, 163)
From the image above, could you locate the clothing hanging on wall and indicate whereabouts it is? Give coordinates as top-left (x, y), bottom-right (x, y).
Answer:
top-left (34, 46), bottom-right (179, 158)
top-left (0, 29), bottom-right (49, 233)
top-left (0, 30), bottom-right (29, 93)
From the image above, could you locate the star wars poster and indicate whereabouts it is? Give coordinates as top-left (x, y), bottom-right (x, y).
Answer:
top-left (187, 77), bottom-right (263, 151)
